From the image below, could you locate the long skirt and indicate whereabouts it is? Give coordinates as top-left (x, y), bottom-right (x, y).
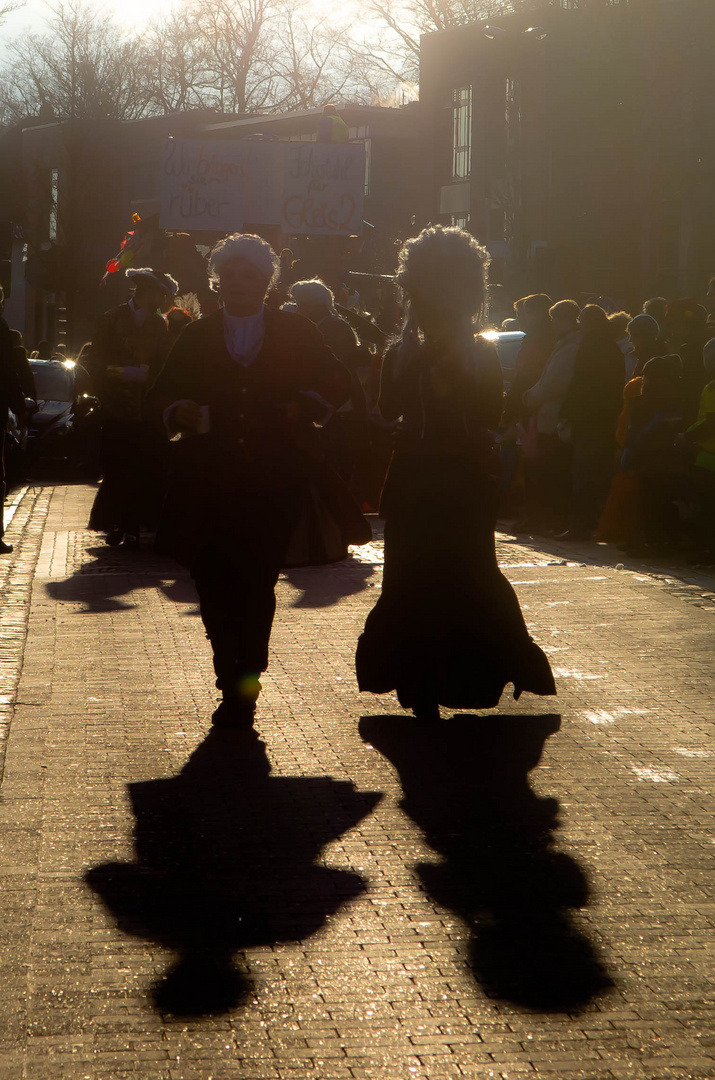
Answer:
top-left (89, 419), bottom-right (168, 534)
top-left (356, 452), bottom-right (556, 711)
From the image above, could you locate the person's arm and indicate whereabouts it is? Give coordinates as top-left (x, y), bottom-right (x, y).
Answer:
top-left (146, 324), bottom-right (203, 436)
top-left (378, 344), bottom-right (413, 422)
top-left (295, 316), bottom-right (351, 424)
top-left (527, 339), bottom-right (579, 412)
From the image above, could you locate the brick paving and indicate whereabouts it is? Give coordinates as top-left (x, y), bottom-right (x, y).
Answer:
top-left (0, 482), bottom-right (712, 1080)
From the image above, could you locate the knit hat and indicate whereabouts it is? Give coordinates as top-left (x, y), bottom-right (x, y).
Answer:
top-left (642, 354), bottom-right (682, 381)
top-left (627, 313), bottom-right (659, 341)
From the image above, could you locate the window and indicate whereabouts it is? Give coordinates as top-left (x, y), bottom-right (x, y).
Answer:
top-left (363, 138), bottom-right (371, 197)
top-left (452, 86), bottom-right (472, 180)
top-left (451, 214), bottom-right (469, 230)
top-left (48, 168), bottom-right (59, 241)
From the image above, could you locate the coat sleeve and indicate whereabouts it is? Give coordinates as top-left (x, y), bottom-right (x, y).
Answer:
top-left (145, 323), bottom-right (203, 432)
top-left (294, 316), bottom-right (351, 413)
top-left (377, 344), bottom-right (409, 422)
top-left (523, 339), bottom-right (578, 412)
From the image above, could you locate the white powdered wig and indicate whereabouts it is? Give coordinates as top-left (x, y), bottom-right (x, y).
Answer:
top-left (209, 233), bottom-right (280, 288)
top-left (291, 278), bottom-right (334, 309)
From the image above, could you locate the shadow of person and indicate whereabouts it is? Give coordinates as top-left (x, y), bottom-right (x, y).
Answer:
top-left (359, 713), bottom-right (613, 1013)
top-left (85, 729), bottom-right (382, 1018)
top-left (283, 558), bottom-right (376, 608)
top-left (44, 544), bottom-right (197, 614)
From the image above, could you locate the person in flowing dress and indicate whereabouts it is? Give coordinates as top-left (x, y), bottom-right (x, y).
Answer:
top-left (355, 226), bottom-right (556, 720)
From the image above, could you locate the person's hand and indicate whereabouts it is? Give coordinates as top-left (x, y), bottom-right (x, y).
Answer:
top-left (174, 400), bottom-right (202, 432)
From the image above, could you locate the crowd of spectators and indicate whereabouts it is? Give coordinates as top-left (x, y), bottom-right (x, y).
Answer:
top-left (498, 287), bottom-right (715, 562)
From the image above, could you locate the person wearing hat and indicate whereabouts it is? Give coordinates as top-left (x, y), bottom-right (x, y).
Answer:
top-left (663, 298), bottom-right (709, 425)
top-left (89, 268), bottom-right (178, 546)
top-left (149, 234), bottom-right (370, 729)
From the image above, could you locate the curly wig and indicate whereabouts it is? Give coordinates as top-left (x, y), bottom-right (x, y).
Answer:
top-left (395, 225), bottom-right (490, 324)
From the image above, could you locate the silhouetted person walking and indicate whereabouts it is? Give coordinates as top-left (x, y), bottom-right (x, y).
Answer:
top-left (150, 234), bottom-right (369, 728)
top-left (89, 268), bottom-right (178, 546)
top-left (355, 226), bottom-right (555, 720)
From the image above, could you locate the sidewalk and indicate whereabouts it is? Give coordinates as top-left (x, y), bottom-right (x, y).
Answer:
top-left (0, 483), bottom-right (712, 1080)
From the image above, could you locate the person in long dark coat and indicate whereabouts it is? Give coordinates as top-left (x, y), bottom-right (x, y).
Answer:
top-left (558, 304), bottom-right (625, 540)
top-left (0, 287), bottom-right (25, 555)
top-left (355, 226), bottom-right (556, 720)
top-left (89, 268), bottom-right (178, 546)
top-left (149, 233), bottom-right (370, 729)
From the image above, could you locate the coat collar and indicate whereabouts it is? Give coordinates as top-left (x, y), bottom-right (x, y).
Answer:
top-left (202, 306), bottom-right (285, 369)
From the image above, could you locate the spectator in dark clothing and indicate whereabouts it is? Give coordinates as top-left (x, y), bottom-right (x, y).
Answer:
top-left (622, 355), bottom-right (684, 554)
top-left (35, 340), bottom-right (54, 361)
top-left (0, 287), bottom-right (25, 554)
top-left (522, 300), bottom-right (582, 533)
top-left (643, 297), bottom-right (668, 329)
top-left (664, 298), bottom-right (709, 425)
top-left (8, 329), bottom-right (37, 401)
top-left (558, 304), bottom-right (625, 539)
top-left (291, 278), bottom-right (368, 487)
top-left (503, 294), bottom-right (555, 426)
top-left (502, 293), bottom-right (555, 528)
top-left (627, 314), bottom-right (661, 379)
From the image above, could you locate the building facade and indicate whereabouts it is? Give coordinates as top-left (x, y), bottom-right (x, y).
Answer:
top-left (420, 0), bottom-right (715, 309)
top-left (0, 103), bottom-right (427, 348)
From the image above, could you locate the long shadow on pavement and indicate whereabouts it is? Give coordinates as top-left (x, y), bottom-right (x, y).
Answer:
top-left (45, 544), bottom-right (199, 614)
top-left (86, 729), bottom-right (381, 1017)
top-left (283, 558), bottom-right (376, 608)
top-left (359, 713), bottom-right (613, 1013)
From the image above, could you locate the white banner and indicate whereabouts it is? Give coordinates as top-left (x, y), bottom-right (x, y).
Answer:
top-left (160, 138), bottom-right (246, 232)
top-left (160, 138), bottom-right (364, 235)
top-left (281, 143), bottom-right (365, 236)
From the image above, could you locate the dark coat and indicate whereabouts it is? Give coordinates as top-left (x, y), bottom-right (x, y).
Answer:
top-left (148, 308), bottom-right (371, 567)
top-left (0, 317), bottom-right (24, 420)
top-left (560, 331), bottom-right (625, 441)
top-left (503, 324), bottom-right (556, 426)
top-left (92, 303), bottom-right (169, 424)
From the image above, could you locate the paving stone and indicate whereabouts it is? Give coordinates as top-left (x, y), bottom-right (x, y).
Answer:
top-left (0, 483), bottom-right (712, 1079)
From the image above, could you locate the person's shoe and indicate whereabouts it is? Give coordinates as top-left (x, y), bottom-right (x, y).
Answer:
top-left (106, 529), bottom-right (124, 547)
top-left (0, 540), bottom-right (13, 555)
top-left (212, 698), bottom-right (256, 729)
top-left (122, 532), bottom-right (140, 550)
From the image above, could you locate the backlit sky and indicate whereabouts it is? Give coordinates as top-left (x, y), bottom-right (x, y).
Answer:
top-left (2, 0), bottom-right (179, 37)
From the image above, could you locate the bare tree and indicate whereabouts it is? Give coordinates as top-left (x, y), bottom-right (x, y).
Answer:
top-left (142, 9), bottom-right (214, 114)
top-left (271, 1), bottom-right (384, 110)
top-left (0, 0), bottom-right (24, 23)
top-left (0, 0), bottom-right (153, 122)
top-left (188, 0), bottom-right (280, 114)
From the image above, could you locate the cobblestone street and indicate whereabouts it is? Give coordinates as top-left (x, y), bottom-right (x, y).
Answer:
top-left (0, 482), bottom-right (712, 1080)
